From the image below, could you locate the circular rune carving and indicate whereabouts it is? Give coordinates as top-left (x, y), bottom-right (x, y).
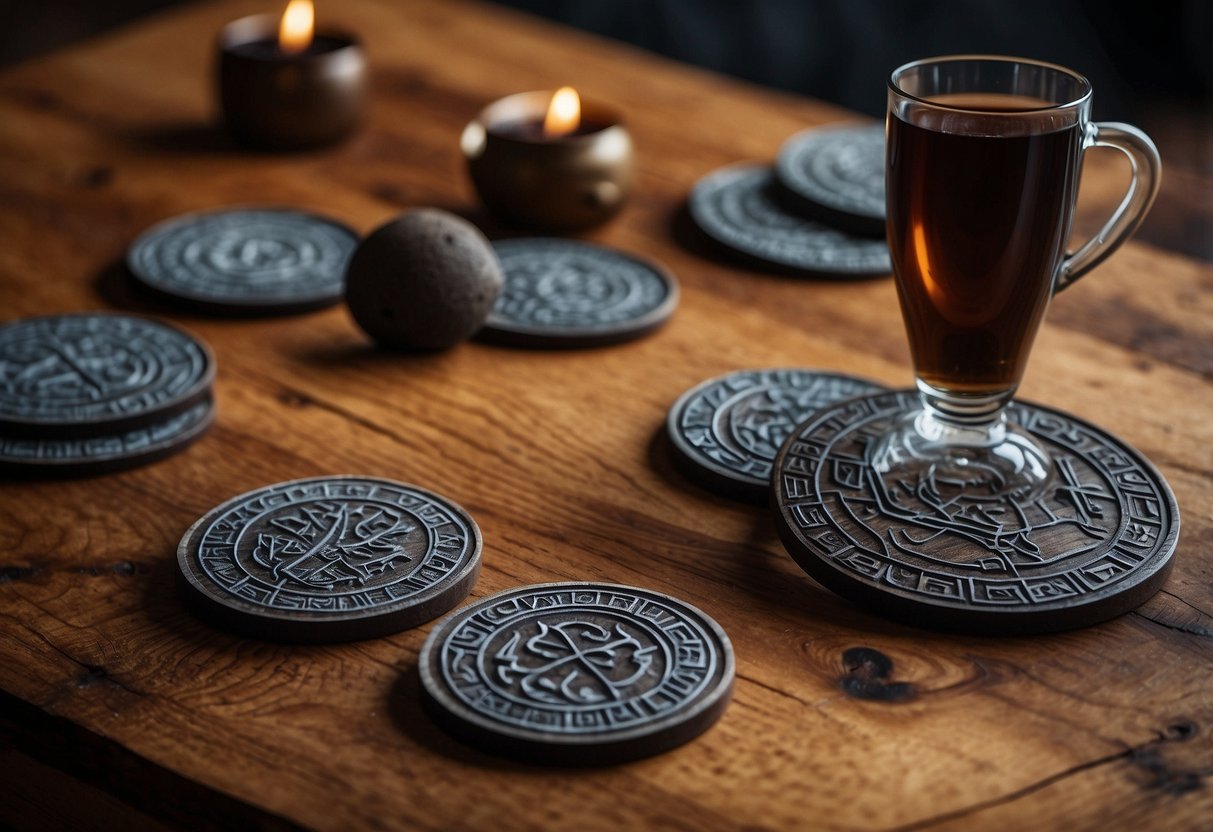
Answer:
top-left (420, 582), bottom-right (735, 764)
top-left (0, 313), bottom-right (214, 436)
top-left (0, 396), bottom-right (213, 477)
top-left (480, 239), bottom-right (679, 347)
top-left (689, 163), bottom-right (891, 275)
top-left (668, 368), bottom-right (885, 500)
top-left (775, 123), bottom-right (886, 236)
top-left (128, 208), bottom-right (357, 314)
top-left (176, 476), bottom-right (482, 642)
top-left (771, 389), bottom-right (1181, 633)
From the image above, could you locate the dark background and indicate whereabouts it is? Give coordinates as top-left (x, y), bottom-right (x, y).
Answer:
top-left (1, 0), bottom-right (1208, 257)
top-left (3, 1), bottom-right (1208, 117)
top-left (493, 0), bottom-right (1212, 124)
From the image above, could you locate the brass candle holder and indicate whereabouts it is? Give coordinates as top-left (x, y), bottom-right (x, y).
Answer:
top-left (461, 89), bottom-right (634, 231)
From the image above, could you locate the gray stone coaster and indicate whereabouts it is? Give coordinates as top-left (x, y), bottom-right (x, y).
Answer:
top-left (771, 389), bottom-right (1181, 634)
top-left (688, 163), bottom-right (891, 276)
top-left (667, 368), bottom-right (885, 501)
top-left (420, 582), bottom-right (734, 765)
top-left (775, 123), bottom-right (886, 237)
top-left (0, 313), bottom-right (214, 437)
top-left (0, 396), bottom-right (213, 478)
top-left (480, 239), bottom-right (679, 347)
top-left (176, 476), bottom-right (482, 643)
top-left (128, 208), bottom-right (357, 315)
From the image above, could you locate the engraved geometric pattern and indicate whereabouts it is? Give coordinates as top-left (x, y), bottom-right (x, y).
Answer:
top-left (773, 390), bottom-right (1180, 625)
top-left (777, 124), bottom-right (886, 219)
top-left (490, 239), bottom-right (675, 333)
top-left (669, 369), bottom-right (885, 487)
top-left (128, 209), bottom-right (356, 306)
top-left (424, 584), bottom-right (733, 738)
top-left (689, 164), bottom-right (891, 273)
top-left (0, 313), bottom-right (211, 427)
top-left (185, 477), bottom-right (477, 615)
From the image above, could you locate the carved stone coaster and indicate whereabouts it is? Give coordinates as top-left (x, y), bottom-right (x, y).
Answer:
top-left (177, 476), bottom-right (482, 642)
top-left (419, 582), bottom-right (734, 764)
top-left (775, 123), bottom-right (886, 237)
top-left (667, 368), bottom-right (885, 501)
top-left (128, 208), bottom-right (357, 315)
top-left (688, 163), bottom-right (891, 276)
top-left (0, 396), bottom-right (213, 478)
top-left (771, 389), bottom-right (1181, 634)
top-left (0, 313), bottom-right (214, 437)
top-left (480, 239), bottom-right (679, 347)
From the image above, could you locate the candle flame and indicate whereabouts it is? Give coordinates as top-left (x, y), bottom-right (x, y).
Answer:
top-left (279, 0), bottom-right (315, 54)
top-left (543, 87), bottom-right (581, 138)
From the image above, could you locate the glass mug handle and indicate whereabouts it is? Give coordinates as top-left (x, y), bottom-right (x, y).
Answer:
top-left (1055, 122), bottom-right (1161, 293)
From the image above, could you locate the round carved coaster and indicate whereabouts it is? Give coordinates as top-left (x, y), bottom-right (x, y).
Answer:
top-left (667, 368), bottom-right (885, 501)
top-left (688, 163), bottom-right (891, 276)
top-left (419, 582), bottom-right (735, 765)
top-left (480, 239), bottom-right (679, 348)
top-left (774, 123), bottom-right (886, 237)
top-left (0, 313), bottom-right (214, 437)
top-left (128, 208), bottom-right (357, 315)
top-left (0, 396), bottom-right (213, 478)
top-left (176, 476), bottom-right (483, 643)
top-left (771, 389), bottom-right (1181, 634)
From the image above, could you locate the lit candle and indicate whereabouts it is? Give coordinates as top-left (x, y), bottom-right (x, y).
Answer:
top-left (217, 0), bottom-right (367, 151)
top-left (461, 88), bottom-right (634, 231)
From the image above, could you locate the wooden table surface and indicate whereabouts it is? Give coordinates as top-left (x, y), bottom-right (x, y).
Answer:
top-left (2, 1), bottom-right (1211, 829)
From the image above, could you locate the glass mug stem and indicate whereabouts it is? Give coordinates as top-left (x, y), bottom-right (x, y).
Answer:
top-left (874, 55), bottom-right (1160, 498)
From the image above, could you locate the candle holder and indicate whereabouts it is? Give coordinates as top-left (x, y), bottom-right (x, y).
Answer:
top-left (217, 14), bottom-right (367, 151)
top-left (461, 91), bottom-right (633, 231)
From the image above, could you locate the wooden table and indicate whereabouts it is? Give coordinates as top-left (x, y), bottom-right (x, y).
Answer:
top-left (2, 1), bottom-right (1211, 829)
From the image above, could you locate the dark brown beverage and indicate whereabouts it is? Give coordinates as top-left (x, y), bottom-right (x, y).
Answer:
top-left (887, 94), bottom-right (1083, 395)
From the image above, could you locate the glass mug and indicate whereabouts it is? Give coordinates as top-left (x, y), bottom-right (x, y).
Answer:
top-left (870, 55), bottom-right (1161, 497)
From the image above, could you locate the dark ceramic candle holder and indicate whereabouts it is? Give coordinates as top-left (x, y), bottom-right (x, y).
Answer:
top-left (217, 14), bottom-right (367, 151)
top-left (461, 90), bottom-right (634, 231)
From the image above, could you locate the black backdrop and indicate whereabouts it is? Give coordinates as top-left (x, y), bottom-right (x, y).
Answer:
top-left (489, 0), bottom-right (1211, 122)
top-left (1, 1), bottom-right (1209, 122)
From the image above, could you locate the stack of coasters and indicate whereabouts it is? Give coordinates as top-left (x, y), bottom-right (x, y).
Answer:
top-left (176, 476), bottom-right (482, 642)
top-left (127, 207), bottom-right (358, 316)
top-left (0, 312), bottom-right (215, 476)
top-left (774, 123), bottom-right (886, 236)
top-left (478, 238), bottom-right (679, 348)
top-left (667, 368), bottom-right (885, 501)
top-left (420, 582), bottom-right (734, 765)
top-left (688, 122), bottom-right (891, 277)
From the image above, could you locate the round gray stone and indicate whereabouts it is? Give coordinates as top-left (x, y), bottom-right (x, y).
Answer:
top-left (345, 210), bottom-right (503, 350)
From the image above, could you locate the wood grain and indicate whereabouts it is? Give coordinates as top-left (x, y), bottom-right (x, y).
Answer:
top-left (1, 1), bottom-right (1211, 829)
